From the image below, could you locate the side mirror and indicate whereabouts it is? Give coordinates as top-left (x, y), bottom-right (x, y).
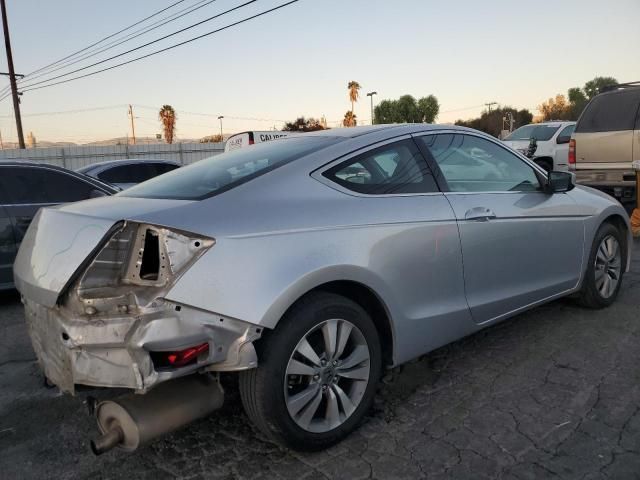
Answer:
top-left (556, 135), bottom-right (571, 144)
top-left (547, 171), bottom-right (575, 193)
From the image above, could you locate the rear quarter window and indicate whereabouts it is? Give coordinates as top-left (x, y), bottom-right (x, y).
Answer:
top-left (576, 90), bottom-right (640, 133)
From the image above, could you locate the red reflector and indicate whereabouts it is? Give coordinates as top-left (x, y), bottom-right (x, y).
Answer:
top-left (162, 343), bottom-right (209, 368)
top-left (568, 139), bottom-right (576, 165)
top-left (248, 138), bottom-right (254, 145)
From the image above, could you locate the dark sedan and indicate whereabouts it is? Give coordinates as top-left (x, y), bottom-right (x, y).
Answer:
top-left (76, 158), bottom-right (181, 190)
top-left (0, 161), bottom-right (117, 289)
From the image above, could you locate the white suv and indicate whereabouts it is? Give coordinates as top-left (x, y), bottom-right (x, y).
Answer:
top-left (502, 121), bottom-right (576, 172)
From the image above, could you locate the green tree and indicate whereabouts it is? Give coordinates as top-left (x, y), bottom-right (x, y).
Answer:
top-left (348, 81), bottom-right (361, 117)
top-left (343, 110), bottom-right (357, 127)
top-left (282, 117), bottom-right (326, 132)
top-left (158, 105), bottom-right (177, 144)
top-left (417, 95), bottom-right (439, 123)
top-left (538, 94), bottom-right (572, 121)
top-left (456, 107), bottom-right (533, 137)
top-left (567, 87), bottom-right (588, 119)
top-left (373, 94), bottom-right (440, 124)
top-left (584, 76), bottom-right (618, 99)
top-left (374, 99), bottom-right (398, 124)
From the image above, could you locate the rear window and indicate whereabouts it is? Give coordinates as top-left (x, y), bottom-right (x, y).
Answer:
top-left (504, 124), bottom-right (560, 141)
top-left (121, 137), bottom-right (332, 200)
top-left (99, 163), bottom-right (156, 184)
top-left (576, 90), bottom-right (640, 133)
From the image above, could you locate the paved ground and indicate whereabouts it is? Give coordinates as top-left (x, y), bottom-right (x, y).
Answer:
top-left (1, 242), bottom-right (639, 480)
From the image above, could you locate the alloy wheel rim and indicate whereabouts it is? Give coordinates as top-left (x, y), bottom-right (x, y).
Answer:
top-left (284, 319), bottom-right (370, 433)
top-left (594, 234), bottom-right (622, 299)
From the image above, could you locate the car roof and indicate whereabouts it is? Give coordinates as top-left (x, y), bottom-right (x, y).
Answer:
top-left (299, 123), bottom-right (485, 139)
top-left (76, 158), bottom-right (181, 173)
top-left (0, 160), bottom-right (119, 192)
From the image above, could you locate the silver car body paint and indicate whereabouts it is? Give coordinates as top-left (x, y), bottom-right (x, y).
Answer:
top-left (13, 124), bottom-right (632, 392)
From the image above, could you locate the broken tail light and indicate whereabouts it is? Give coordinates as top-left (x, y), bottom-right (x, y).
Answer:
top-left (150, 343), bottom-right (210, 369)
top-left (72, 222), bottom-right (214, 313)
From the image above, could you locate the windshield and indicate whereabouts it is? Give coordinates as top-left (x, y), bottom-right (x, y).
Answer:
top-left (121, 136), bottom-right (332, 200)
top-left (505, 124), bottom-right (560, 141)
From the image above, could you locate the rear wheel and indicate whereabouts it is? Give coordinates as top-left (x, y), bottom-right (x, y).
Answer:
top-left (577, 223), bottom-right (625, 308)
top-left (239, 292), bottom-right (382, 450)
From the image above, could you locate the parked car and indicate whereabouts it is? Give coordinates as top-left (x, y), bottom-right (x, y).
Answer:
top-left (224, 131), bottom-right (298, 152)
top-left (502, 121), bottom-right (575, 172)
top-left (76, 158), bottom-right (181, 189)
top-left (0, 161), bottom-right (117, 290)
top-left (13, 125), bottom-right (630, 454)
top-left (570, 82), bottom-right (640, 205)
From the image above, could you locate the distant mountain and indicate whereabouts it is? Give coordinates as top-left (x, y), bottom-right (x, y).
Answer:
top-left (0, 136), bottom-right (211, 149)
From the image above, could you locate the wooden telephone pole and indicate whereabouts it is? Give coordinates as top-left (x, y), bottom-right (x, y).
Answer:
top-left (0, 0), bottom-right (24, 149)
top-left (128, 104), bottom-right (136, 144)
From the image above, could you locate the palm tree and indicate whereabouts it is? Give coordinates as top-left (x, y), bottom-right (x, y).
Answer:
top-left (343, 110), bottom-right (357, 127)
top-left (158, 105), bottom-right (177, 144)
top-left (348, 81), bottom-right (361, 118)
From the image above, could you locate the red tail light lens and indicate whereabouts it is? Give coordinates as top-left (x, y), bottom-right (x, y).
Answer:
top-left (568, 139), bottom-right (576, 165)
top-left (151, 343), bottom-right (209, 369)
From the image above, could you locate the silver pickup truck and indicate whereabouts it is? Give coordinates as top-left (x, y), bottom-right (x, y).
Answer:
top-left (570, 82), bottom-right (640, 206)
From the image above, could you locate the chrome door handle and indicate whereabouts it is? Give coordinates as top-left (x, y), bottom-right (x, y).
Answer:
top-left (465, 207), bottom-right (497, 221)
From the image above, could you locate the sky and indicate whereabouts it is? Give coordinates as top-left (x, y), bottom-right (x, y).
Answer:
top-left (0, 0), bottom-right (638, 144)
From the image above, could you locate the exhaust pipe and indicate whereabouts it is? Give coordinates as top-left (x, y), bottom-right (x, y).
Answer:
top-left (91, 375), bottom-right (224, 455)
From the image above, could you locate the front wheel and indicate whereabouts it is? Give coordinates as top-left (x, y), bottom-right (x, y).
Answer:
top-left (577, 222), bottom-right (625, 309)
top-left (239, 292), bottom-right (382, 450)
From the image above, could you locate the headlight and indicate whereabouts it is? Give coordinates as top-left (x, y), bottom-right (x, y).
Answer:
top-left (68, 222), bottom-right (214, 315)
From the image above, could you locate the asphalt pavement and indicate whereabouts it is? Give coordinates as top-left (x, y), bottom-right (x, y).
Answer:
top-left (1, 241), bottom-right (639, 479)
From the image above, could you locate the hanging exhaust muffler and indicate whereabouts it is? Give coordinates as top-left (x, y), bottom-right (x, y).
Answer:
top-left (91, 374), bottom-right (224, 455)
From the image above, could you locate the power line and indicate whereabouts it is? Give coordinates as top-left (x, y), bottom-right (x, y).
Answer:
top-left (0, 104), bottom-right (127, 118)
top-left (19, 0), bottom-right (261, 90)
top-left (17, 1), bottom-right (300, 95)
top-left (18, 0), bottom-right (217, 86)
top-left (23, 0), bottom-right (189, 79)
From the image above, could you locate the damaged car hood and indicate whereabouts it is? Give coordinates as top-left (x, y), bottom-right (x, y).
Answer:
top-left (13, 196), bottom-right (194, 307)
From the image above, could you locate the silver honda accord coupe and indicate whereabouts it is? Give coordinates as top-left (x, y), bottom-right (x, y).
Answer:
top-left (13, 124), bottom-right (631, 453)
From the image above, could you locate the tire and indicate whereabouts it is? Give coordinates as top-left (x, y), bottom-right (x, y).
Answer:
top-left (535, 159), bottom-right (553, 173)
top-left (239, 291), bottom-right (382, 451)
top-left (577, 222), bottom-right (625, 309)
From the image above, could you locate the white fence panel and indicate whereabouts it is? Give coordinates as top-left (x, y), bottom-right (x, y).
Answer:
top-left (0, 142), bottom-right (224, 169)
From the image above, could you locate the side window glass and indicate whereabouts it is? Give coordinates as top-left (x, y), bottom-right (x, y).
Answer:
top-left (0, 167), bottom-right (50, 203)
top-left (99, 164), bottom-right (148, 184)
top-left (323, 139), bottom-right (437, 194)
top-left (557, 124), bottom-right (575, 139)
top-left (0, 167), bottom-right (94, 204)
top-left (576, 91), bottom-right (640, 133)
top-left (154, 163), bottom-right (179, 175)
top-left (419, 134), bottom-right (541, 193)
top-left (42, 170), bottom-right (95, 202)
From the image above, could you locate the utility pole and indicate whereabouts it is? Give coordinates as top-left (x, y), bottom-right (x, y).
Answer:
top-left (366, 91), bottom-right (377, 125)
top-left (217, 115), bottom-right (224, 139)
top-left (128, 104), bottom-right (136, 144)
top-left (0, 0), bottom-right (24, 149)
top-left (484, 102), bottom-right (497, 113)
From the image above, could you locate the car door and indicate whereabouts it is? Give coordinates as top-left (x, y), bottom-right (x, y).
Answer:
top-left (414, 132), bottom-right (586, 324)
top-left (0, 165), bottom-right (105, 247)
top-left (553, 124), bottom-right (575, 170)
top-left (316, 137), bottom-right (475, 362)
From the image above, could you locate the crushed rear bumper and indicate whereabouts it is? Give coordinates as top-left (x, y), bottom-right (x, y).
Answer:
top-left (23, 296), bottom-right (261, 394)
